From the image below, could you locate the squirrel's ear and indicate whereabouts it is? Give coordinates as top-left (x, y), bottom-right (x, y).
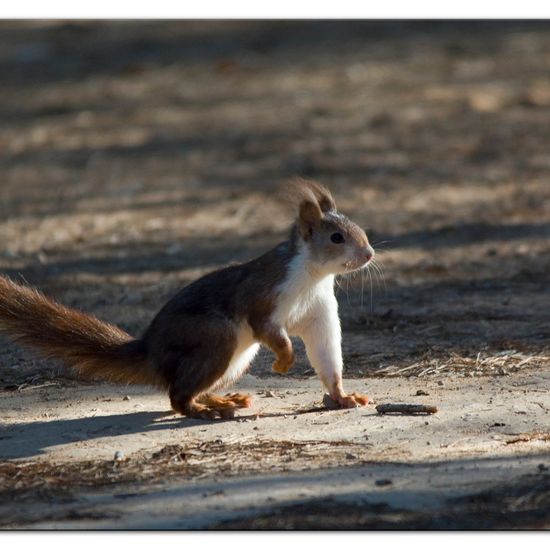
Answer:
top-left (298, 200), bottom-right (322, 239)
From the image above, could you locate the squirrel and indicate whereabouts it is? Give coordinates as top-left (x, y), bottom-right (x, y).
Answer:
top-left (0, 179), bottom-right (374, 419)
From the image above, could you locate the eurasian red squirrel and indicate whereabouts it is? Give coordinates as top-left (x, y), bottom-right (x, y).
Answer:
top-left (0, 179), bottom-right (375, 419)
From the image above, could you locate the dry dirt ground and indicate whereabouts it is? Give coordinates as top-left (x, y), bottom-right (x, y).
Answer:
top-left (0, 21), bottom-right (549, 529)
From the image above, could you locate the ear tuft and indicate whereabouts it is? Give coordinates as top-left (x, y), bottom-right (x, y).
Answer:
top-left (307, 180), bottom-right (337, 213)
top-left (282, 177), bottom-right (337, 214)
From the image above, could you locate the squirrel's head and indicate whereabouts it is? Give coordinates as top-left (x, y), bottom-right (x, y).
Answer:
top-left (285, 179), bottom-right (375, 276)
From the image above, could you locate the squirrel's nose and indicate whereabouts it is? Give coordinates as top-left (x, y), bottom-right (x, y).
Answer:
top-left (362, 245), bottom-right (375, 264)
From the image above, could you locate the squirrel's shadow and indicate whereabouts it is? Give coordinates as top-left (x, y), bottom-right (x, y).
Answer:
top-left (1, 405), bottom-right (338, 461)
top-left (1, 410), bottom-right (224, 461)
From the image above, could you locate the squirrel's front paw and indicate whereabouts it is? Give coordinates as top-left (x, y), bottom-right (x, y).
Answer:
top-left (337, 392), bottom-right (369, 408)
top-left (272, 356), bottom-right (294, 374)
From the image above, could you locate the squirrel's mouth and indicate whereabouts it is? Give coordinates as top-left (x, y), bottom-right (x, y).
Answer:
top-left (342, 247), bottom-right (375, 272)
top-left (342, 258), bottom-right (370, 272)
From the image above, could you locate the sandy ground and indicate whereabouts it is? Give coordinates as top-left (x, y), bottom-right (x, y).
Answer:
top-left (1, 371), bottom-right (549, 528)
top-left (0, 21), bottom-right (549, 528)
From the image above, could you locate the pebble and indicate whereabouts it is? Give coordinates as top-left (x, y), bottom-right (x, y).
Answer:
top-left (114, 451), bottom-right (125, 462)
top-left (322, 394), bottom-right (340, 409)
top-left (375, 479), bottom-right (393, 487)
top-left (166, 243), bottom-right (183, 255)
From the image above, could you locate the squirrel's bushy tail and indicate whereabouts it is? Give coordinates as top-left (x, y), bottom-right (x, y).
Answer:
top-left (0, 275), bottom-right (161, 386)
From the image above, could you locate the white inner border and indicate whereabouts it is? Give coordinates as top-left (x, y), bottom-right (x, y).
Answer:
top-left (2, 1), bottom-right (550, 19)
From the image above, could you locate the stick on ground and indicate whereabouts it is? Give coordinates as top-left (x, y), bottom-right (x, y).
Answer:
top-left (376, 403), bottom-right (438, 415)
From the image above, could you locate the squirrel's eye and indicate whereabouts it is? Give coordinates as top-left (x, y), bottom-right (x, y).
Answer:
top-left (330, 232), bottom-right (345, 244)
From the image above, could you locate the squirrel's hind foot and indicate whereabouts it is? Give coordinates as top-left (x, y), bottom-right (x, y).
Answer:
top-left (178, 392), bottom-right (254, 420)
top-left (199, 392), bottom-right (253, 409)
top-left (223, 392), bottom-right (254, 408)
top-left (182, 399), bottom-right (236, 420)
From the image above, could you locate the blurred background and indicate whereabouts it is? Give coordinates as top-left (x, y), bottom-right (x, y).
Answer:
top-left (0, 20), bottom-right (549, 384)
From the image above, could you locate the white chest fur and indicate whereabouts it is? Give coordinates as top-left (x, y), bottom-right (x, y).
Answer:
top-left (271, 246), bottom-right (336, 333)
top-left (214, 245), bottom-right (338, 391)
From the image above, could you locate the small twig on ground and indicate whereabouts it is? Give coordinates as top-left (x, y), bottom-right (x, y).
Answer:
top-left (17, 382), bottom-right (59, 392)
top-left (505, 432), bottom-right (550, 445)
top-left (3, 381), bottom-right (59, 392)
top-left (376, 403), bottom-right (438, 415)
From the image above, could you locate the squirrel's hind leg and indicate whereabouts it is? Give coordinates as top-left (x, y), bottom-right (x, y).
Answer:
top-left (164, 322), bottom-right (240, 420)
